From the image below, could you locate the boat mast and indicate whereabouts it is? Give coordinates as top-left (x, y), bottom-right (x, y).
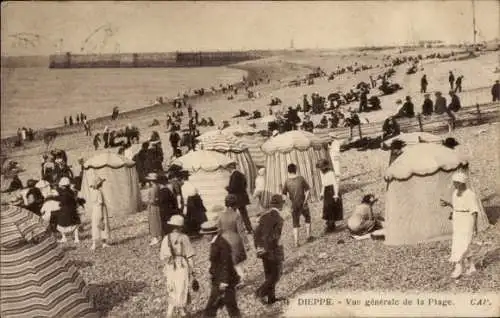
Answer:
top-left (472, 0), bottom-right (477, 46)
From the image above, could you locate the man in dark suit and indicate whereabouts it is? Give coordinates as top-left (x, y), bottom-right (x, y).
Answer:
top-left (226, 162), bottom-right (253, 234)
top-left (254, 194), bottom-right (285, 305)
top-left (201, 221), bottom-right (241, 318)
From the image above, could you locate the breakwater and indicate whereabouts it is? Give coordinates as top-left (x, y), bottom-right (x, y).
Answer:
top-left (49, 51), bottom-right (269, 68)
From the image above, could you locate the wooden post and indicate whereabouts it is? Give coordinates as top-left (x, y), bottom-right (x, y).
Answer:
top-left (417, 114), bottom-right (423, 132)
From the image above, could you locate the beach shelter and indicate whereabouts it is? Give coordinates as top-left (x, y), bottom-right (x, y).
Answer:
top-left (80, 152), bottom-right (141, 217)
top-left (384, 143), bottom-right (489, 246)
top-left (0, 204), bottom-right (97, 318)
top-left (223, 124), bottom-right (268, 168)
top-left (173, 150), bottom-right (235, 220)
top-left (198, 130), bottom-right (257, 193)
top-left (261, 130), bottom-right (332, 207)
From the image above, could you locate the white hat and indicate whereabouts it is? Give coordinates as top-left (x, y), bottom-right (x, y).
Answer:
top-left (59, 177), bottom-right (71, 187)
top-left (272, 130), bottom-right (279, 137)
top-left (35, 180), bottom-right (50, 189)
top-left (452, 171), bottom-right (468, 184)
top-left (258, 168), bottom-right (265, 176)
top-left (167, 215), bottom-right (184, 227)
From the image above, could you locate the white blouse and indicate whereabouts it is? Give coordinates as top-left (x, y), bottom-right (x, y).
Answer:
top-left (452, 188), bottom-right (479, 214)
top-left (181, 181), bottom-right (198, 197)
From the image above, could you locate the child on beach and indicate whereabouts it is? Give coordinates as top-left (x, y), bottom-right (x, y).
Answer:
top-left (253, 168), bottom-right (266, 211)
top-left (282, 163), bottom-right (313, 247)
top-left (440, 171), bottom-right (479, 279)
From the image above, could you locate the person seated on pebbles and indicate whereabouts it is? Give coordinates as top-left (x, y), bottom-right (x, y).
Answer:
top-left (347, 194), bottom-right (384, 240)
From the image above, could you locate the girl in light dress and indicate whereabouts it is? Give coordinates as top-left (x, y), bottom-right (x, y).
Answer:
top-left (160, 215), bottom-right (195, 317)
top-left (253, 168), bottom-right (266, 211)
top-left (89, 177), bottom-right (110, 250)
top-left (440, 171), bottom-right (479, 279)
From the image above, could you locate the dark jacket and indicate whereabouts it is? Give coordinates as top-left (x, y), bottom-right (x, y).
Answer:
top-left (209, 235), bottom-right (240, 286)
top-left (254, 208), bottom-right (284, 261)
top-left (422, 99), bottom-right (433, 116)
top-left (226, 170), bottom-right (250, 206)
top-left (55, 187), bottom-right (80, 227)
top-left (449, 95), bottom-right (461, 112)
top-left (492, 83), bottom-right (500, 98)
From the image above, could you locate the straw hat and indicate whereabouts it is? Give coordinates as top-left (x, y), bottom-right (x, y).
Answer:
top-left (145, 173), bottom-right (158, 181)
top-left (452, 171), bottom-right (468, 184)
top-left (58, 177), bottom-right (71, 187)
top-left (200, 220), bottom-right (219, 235)
top-left (92, 177), bottom-right (106, 188)
top-left (167, 215), bottom-right (184, 227)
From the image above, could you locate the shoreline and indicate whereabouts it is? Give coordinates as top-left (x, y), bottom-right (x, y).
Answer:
top-left (0, 60), bottom-right (293, 149)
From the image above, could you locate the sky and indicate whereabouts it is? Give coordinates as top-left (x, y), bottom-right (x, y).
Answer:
top-left (1, 1), bottom-right (499, 56)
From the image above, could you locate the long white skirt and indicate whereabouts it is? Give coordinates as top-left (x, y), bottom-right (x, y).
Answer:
top-left (164, 257), bottom-right (190, 307)
top-left (449, 211), bottom-right (474, 263)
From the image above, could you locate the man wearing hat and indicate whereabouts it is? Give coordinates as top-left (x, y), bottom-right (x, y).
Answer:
top-left (421, 93), bottom-right (434, 116)
top-left (434, 91), bottom-right (447, 115)
top-left (226, 162), bottom-right (253, 234)
top-left (200, 220), bottom-right (242, 318)
top-left (254, 194), bottom-right (285, 305)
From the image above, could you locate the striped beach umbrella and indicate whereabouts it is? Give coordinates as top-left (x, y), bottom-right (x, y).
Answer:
top-left (261, 130), bottom-right (331, 207)
top-left (197, 130), bottom-right (257, 194)
top-left (0, 204), bottom-right (97, 317)
top-left (173, 150), bottom-right (235, 220)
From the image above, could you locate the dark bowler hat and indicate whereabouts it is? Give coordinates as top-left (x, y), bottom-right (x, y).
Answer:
top-left (200, 220), bottom-right (219, 235)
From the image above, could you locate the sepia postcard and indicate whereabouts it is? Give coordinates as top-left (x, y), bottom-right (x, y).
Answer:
top-left (1, 1), bottom-right (499, 317)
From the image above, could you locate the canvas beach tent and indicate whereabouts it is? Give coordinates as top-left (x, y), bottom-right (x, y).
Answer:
top-left (173, 150), bottom-right (235, 220)
top-left (0, 204), bottom-right (98, 318)
top-left (384, 143), bottom-right (489, 246)
top-left (80, 152), bottom-right (141, 217)
top-left (223, 124), bottom-right (267, 168)
top-left (260, 130), bottom-right (332, 208)
top-left (197, 130), bottom-right (257, 193)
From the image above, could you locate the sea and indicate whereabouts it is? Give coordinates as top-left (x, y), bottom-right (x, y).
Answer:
top-left (0, 66), bottom-right (247, 137)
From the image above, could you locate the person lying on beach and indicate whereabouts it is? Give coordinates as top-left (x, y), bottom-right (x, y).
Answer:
top-left (233, 110), bottom-right (250, 118)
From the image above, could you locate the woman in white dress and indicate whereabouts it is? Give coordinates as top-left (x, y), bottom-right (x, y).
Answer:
top-left (440, 171), bottom-right (479, 278)
top-left (160, 215), bottom-right (195, 317)
top-left (89, 177), bottom-right (110, 250)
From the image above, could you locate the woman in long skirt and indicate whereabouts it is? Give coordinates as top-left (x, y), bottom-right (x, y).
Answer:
top-left (181, 174), bottom-right (207, 237)
top-left (89, 177), bottom-right (110, 250)
top-left (218, 194), bottom-right (250, 284)
top-left (441, 171), bottom-right (480, 279)
top-left (317, 159), bottom-right (343, 233)
top-left (1, 194), bottom-right (98, 318)
top-left (160, 215), bottom-right (195, 317)
top-left (146, 173), bottom-right (163, 246)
